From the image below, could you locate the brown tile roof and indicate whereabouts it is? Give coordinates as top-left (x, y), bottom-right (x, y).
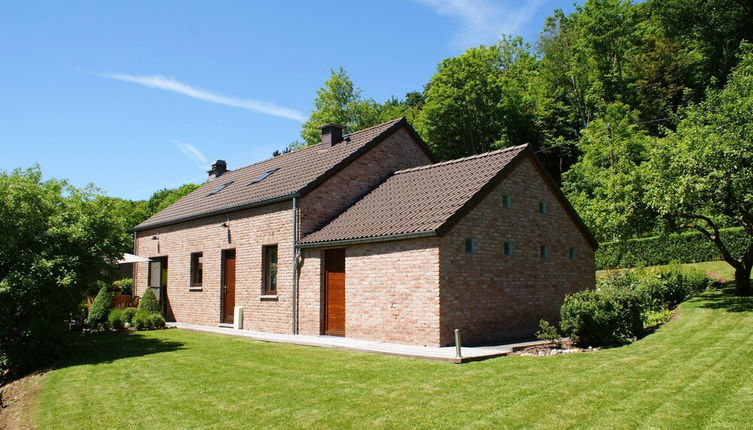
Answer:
top-left (136, 118), bottom-right (425, 230)
top-left (299, 144), bottom-right (530, 246)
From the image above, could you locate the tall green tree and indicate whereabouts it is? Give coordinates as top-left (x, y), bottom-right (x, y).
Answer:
top-left (644, 45), bottom-right (753, 296)
top-left (649, 0), bottom-right (753, 91)
top-left (563, 102), bottom-right (656, 241)
top-left (0, 167), bottom-right (129, 377)
top-left (418, 36), bottom-right (541, 160)
top-left (296, 68), bottom-right (382, 148)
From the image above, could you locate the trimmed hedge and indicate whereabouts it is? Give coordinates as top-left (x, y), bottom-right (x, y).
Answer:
top-left (596, 227), bottom-right (748, 269)
top-left (138, 288), bottom-right (160, 315)
top-left (86, 286), bottom-right (113, 330)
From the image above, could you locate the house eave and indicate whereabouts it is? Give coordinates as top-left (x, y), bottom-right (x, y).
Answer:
top-left (297, 230), bottom-right (437, 249)
top-left (134, 193), bottom-right (298, 232)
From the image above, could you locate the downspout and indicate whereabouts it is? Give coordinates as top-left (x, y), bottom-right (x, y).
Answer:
top-left (132, 230), bottom-right (137, 298)
top-left (291, 197), bottom-right (299, 335)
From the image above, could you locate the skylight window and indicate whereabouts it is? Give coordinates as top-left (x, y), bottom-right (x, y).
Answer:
top-left (207, 181), bottom-right (234, 196)
top-left (250, 168), bottom-right (279, 185)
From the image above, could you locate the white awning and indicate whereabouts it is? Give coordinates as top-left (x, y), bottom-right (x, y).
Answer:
top-left (117, 253), bottom-right (152, 264)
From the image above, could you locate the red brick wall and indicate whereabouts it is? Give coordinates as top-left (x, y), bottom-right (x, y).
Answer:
top-left (438, 155), bottom-right (596, 346)
top-left (297, 239), bottom-right (441, 346)
top-left (298, 128), bottom-right (432, 235)
top-left (134, 201), bottom-right (295, 332)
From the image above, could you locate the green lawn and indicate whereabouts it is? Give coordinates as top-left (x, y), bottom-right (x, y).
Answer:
top-left (29, 289), bottom-right (753, 429)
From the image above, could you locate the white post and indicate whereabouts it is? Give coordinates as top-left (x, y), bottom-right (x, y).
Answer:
top-left (455, 329), bottom-right (462, 359)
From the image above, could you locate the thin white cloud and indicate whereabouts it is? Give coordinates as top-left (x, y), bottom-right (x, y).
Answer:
top-left (98, 73), bottom-right (306, 122)
top-left (416, 0), bottom-right (546, 48)
top-left (172, 140), bottom-right (208, 166)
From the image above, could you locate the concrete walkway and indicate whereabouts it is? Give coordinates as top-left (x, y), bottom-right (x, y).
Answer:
top-left (167, 322), bottom-right (548, 363)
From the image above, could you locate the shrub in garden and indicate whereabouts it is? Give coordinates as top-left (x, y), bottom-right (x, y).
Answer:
top-left (86, 285), bottom-right (113, 330)
top-left (112, 278), bottom-right (133, 296)
top-left (138, 288), bottom-right (160, 315)
top-left (560, 286), bottom-right (645, 346)
top-left (132, 311), bottom-right (152, 331)
top-left (150, 313), bottom-right (166, 329)
top-left (122, 307), bottom-right (138, 325)
top-left (107, 308), bottom-right (124, 330)
top-left (561, 268), bottom-right (713, 347)
top-left (133, 311), bottom-right (165, 331)
top-left (536, 320), bottom-right (561, 346)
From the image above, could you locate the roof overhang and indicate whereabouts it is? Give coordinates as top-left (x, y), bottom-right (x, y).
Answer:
top-left (135, 193), bottom-right (297, 232)
top-left (297, 230), bottom-right (437, 249)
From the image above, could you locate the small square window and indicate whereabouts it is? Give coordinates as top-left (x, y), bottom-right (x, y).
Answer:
top-left (539, 200), bottom-right (547, 214)
top-left (502, 194), bottom-right (512, 209)
top-left (569, 247), bottom-right (577, 260)
top-left (540, 245), bottom-right (549, 259)
top-left (465, 238), bottom-right (477, 254)
top-left (190, 252), bottom-right (203, 287)
top-left (504, 242), bottom-right (512, 256)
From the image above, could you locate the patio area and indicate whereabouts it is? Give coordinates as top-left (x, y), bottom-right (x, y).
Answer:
top-left (168, 322), bottom-right (548, 363)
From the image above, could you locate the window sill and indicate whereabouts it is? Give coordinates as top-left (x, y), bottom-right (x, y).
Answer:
top-left (259, 295), bottom-right (278, 301)
top-left (189, 287), bottom-right (203, 292)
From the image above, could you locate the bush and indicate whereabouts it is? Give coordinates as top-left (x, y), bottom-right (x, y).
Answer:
top-left (150, 313), bottom-right (166, 329)
top-left (132, 311), bottom-right (152, 330)
top-left (138, 288), bottom-right (160, 315)
top-left (560, 286), bottom-right (645, 346)
top-left (133, 311), bottom-right (165, 331)
top-left (122, 307), bottom-right (138, 325)
top-left (87, 285), bottom-right (114, 330)
top-left (108, 308), bottom-right (124, 330)
top-left (561, 267), bottom-right (714, 347)
top-left (643, 308), bottom-right (671, 330)
top-left (113, 278), bottom-right (133, 296)
top-left (536, 320), bottom-right (561, 346)
top-left (596, 227), bottom-right (747, 269)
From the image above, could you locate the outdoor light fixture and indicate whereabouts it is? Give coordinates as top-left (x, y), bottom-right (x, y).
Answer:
top-left (151, 235), bottom-right (158, 240)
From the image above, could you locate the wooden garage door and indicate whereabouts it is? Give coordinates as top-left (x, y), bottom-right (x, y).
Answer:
top-left (324, 249), bottom-right (345, 336)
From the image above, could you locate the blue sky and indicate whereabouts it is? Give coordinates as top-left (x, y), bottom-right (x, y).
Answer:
top-left (1, 0), bottom-right (578, 200)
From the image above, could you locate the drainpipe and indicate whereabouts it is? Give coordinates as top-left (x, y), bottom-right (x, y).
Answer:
top-left (132, 230), bottom-right (137, 298)
top-left (291, 197), bottom-right (298, 335)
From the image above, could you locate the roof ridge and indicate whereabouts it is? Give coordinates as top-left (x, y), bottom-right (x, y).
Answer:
top-left (344, 117), bottom-right (403, 137)
top-left (395, 143), bottom-right (528, 174)
top-left (225, 118), bottom-right (404, 176)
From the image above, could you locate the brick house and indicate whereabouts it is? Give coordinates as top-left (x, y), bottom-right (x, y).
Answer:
top-left (134, 118), bottom-right (596, 346)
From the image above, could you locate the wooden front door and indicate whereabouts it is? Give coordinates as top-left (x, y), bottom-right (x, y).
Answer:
top-left (324, 248), bottom-right (345, 336)
top-left (222, 250), bottom-right (236, 324)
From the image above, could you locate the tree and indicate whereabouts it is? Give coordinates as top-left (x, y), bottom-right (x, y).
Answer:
top-left (419, 36), bottom-right (541, 160)
top-left (296, 68), bottom-right (382, 148)
top-left (0, 167), bottom-right (128, 378)
top-left (563, 102), bottom-right (656, 241)
top-left (643, 45), bottom-right (753, 296)
top-left (649, 0), bottom-right (753, 91)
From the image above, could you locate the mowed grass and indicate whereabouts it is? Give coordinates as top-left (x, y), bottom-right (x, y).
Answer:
top-left (30, 289), bottom-right (753, 429)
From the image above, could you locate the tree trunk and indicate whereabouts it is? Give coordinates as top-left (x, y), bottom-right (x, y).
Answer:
top-left (734, 266), bottom-right (753, 296)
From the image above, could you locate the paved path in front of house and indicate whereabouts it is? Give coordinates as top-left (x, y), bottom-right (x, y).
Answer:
top-left (167, 322), bottom-right (549, 363)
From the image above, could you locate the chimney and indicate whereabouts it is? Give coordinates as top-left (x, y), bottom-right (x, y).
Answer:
top-left (207, 160), bottom-right (227, 181)
top-left (320, 124), bottom-right (345, 148)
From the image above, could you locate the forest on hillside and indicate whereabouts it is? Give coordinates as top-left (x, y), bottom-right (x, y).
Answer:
top-left (286, 0), bottom-right (752, 243)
